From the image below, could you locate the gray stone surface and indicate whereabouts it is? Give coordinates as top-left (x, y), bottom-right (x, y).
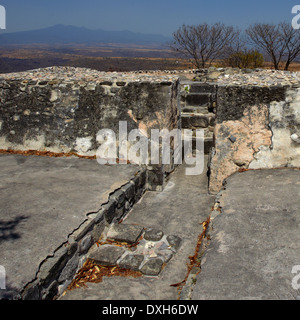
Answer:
top-left (140, 258), bottom-right (164, 276)
top-left (144, 228), bottom-right (164, 242)
top-left (118, 254), bottom-right (144, 271)
top-left (166, 235), bottom-right (182, 253)
top-left (0, 154), bottom-right (138, 295)
top-left (192, 169), bottom-right (300, 300)
top-left (157, 249), bottom-right (173, 263)
top-left (88, 245), bottom-right (125, 266)
top-left (106, 224), bottom-right (144, 245)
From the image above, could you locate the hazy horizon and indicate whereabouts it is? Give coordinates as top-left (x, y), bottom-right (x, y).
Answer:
top-left (0, 0), bottom-right (297, 37)
top-left (0, 23), bottom-right (172, 38)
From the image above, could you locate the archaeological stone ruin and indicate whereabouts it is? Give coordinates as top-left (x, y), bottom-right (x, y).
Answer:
top-left (0, 66), bottom-right (299, 300)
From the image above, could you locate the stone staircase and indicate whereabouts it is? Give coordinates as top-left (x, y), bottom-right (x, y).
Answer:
top-left (180, 81), bottom-right (217, 154)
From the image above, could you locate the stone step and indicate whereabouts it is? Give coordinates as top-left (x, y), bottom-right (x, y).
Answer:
top-left (86, 224), bottom-right (182, 276)
top-left (106, 224), bottom-right (144, 245)
top-left (181, 92), bottom-right (212, 107)
top-left (181, 106), bottom-right (210, 114)
top-left (181, 113), bottom-right (215, 129)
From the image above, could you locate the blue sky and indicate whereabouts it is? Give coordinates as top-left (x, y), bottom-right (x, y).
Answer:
top-left (0, 0), bottom-right (299, 36)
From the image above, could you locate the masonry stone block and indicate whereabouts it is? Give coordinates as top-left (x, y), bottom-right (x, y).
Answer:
top-left (118, 254), bottom-right (144, 271)
top-left (140, 258), bottom-right (164, 276)
top-left (102, 200), bottom-right (117, 224)
top-left (88, 245), bottom-right (125, 266)
top-left (106, 224), bottom-right (144, 245)
top-left (92, 219), bottom-right (106, 242)
top-left (185, 93), bottom-right (211, 106)
top-left (144, 228), bottom-right (164, 241)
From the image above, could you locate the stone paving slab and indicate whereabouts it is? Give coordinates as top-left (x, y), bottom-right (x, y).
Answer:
top-left (192, 168), bottom-right (300, 300)
top-left (0, 154), bottom-right (139, 298)
top-left (88, 245), bottom-right (126, 266)
top-left (106, 224), bottom-right (144, 245)
top-left (118, 254), bottom-right (144, 271)
top-left (86, 223), bottom-right (182, 276)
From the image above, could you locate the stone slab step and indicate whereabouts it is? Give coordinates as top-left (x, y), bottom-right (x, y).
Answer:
top-left (182, 93), bottom-right (212, 107)
top-left (181, 106), bottom-right (210, 114)
top-left (106, 224), bottom-right (144, 245)
top-left (86, 224), bottom-right (183, 276)
top-left (88, 245), bottom-right (125, 266)
top-left (181, 113), bottom-right (215, 129)
top-left (202, 137), bottom-right (214, 155)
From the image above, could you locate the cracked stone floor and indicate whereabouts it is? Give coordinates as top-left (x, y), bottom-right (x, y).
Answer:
top-left (1, 153), bottom-right (299, 300)
top-left (192, 168), bottom-right (300, 300)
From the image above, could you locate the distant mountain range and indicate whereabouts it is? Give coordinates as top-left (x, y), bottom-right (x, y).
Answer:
top-left (0, 24), bottom-right (171, 45)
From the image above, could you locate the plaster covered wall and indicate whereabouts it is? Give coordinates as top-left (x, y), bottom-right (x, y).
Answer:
top-left (209, 84), bottom-right (300, 194)
top-left (249, 88), bottom-right (300, 169)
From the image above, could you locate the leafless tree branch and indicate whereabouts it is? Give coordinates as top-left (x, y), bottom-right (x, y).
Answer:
top-left (246, 22), bottom-right (300, 70)
top-left (170, 23), bottom-right (239, 69)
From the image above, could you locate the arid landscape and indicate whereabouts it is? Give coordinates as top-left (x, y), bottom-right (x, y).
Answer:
top-left (0, 43), bottom-right (299, 74)
top-left (0, 44), bottom-right (193, 73)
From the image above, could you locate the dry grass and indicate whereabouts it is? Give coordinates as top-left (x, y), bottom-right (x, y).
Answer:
top-left (66, 259), bottom-right (143, 292)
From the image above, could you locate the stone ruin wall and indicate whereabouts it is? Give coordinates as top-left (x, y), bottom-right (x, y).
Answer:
top-left (209, 84), bottom-right (300, 193)
top-left (0, 66), bottom-right (300, 195)
top-left (0, 67), bottom-right (180, 191)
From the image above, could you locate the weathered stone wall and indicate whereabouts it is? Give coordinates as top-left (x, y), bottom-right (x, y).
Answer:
top-left (0, 67), bottom-right (180, 190)
top-left (0, 68), bottom-right (179, 154)
top-left (209, 83), bottom-right (300, 194)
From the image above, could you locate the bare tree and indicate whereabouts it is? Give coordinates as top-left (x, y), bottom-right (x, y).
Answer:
top-left (246, 23), bottom-right (284, 70)
top-left (246, 22), bottom-right (300, 70)
top-left (279, 22), bottom-right (300, 70)
top-left (170, 23), bottom-right (239, 69)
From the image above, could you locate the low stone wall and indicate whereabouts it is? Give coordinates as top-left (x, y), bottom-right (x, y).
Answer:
top-left (209, 82), bottom-right (300, 194)
top-left (0, 67), bottom-right (180, 190)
